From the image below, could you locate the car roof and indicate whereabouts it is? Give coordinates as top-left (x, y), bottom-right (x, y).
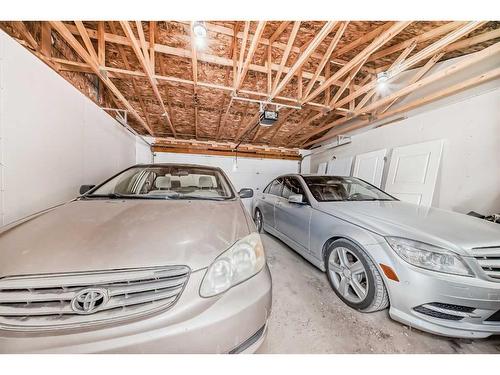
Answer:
top-left (274, 173), bottom-right (352, 179)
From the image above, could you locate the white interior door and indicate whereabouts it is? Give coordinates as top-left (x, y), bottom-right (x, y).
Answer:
top-left (385, 140), bottom-right (444, 206)
top-left (352, 149), bottom-right (387, 187)
top-left (327, 156), bottom-right (353, 176)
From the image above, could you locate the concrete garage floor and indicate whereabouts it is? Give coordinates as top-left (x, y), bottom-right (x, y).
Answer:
top-left (256, 234), bottom-right (500, 354)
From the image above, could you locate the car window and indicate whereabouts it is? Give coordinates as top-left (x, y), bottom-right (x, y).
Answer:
top-left (87, 166), bottom-right (235, 200)
top-left (263, 182), bottom-right (272, 194)
top-left (281, 178), bottom-right (293, 199)
top-left (281, 177), bottom-right (302, 199)
top-left (269, 178), bottom-right (284, 197)
top-left (303, 176), bottom-right (395, 202)
top-left (284, 177), bottom-right (306, 199)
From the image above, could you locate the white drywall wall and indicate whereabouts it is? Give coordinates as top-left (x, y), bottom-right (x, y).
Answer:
top-left (310, 86), bottom-right (500, 214)
top-left (153, 152), bottom-right (300, 211)
top-left (136, 136), bottom-right (153, 164)
top-left (0, 30), bottom-right (141, 225)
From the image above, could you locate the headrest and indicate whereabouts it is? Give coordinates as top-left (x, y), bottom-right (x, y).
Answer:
top-left (171, 180), bottom-right (181, 189)
top-left (199, 176), bottom-right (213, 188)
top-left (155, 176), bottom-right (171, 189)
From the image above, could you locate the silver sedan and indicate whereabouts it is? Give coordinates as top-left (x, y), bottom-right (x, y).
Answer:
top-left (252, 174), bottom-right (500, 338)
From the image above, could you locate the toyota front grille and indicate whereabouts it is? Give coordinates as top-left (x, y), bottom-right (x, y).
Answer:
top-left (471, 247), bottom-right (500, 281)
top-left (0, 265), bottom-right (190, 331)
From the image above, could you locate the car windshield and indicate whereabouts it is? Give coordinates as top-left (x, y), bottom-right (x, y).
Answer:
top-left (303, 176), bottom-right (395, 202)
top-left (86, 165), bottom-right (235, 200)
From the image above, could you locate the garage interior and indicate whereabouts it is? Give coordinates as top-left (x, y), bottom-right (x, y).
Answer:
top-left (0, 20), bottom-right (499, 353)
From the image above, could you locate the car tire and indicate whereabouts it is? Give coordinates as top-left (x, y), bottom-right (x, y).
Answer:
top-left (254, 208), bottom-right (264, 233)
top-left (325, 239), bottom-right (389, 313)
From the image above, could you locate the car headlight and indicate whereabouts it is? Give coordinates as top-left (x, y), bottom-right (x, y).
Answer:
top-left (385, 237), bottom-right (473, 277)
top-left (200, 233), bottom-right (265, 297)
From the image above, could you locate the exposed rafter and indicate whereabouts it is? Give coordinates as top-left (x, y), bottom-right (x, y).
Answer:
top-left (48, 21), bottom-right (154, 135)
top-left (107, 21), bottom-right (153, 131)
top-left (303, 22), bottom-right (412, 104)
top-left (120, 21), bottom-right (176, 136)
top-left (190, 21), bottom-right (199, 139)
top-left (271, 21), bottom-right (301, 94)
top-left (236, 21), bottom-right (267, 90)
top-left (302, 22), bottom-right (349, 100)
top-left (271, 21), bottom-right (338, 100)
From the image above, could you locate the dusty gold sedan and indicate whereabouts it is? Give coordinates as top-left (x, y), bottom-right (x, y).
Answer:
top-left (0, 164), bottom-right (272, 353)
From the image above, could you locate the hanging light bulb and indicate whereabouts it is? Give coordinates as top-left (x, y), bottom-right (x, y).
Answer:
top-left (192, 21), bottom-right (207, 38)
top-left (376, 71), bottom-right (390, 93)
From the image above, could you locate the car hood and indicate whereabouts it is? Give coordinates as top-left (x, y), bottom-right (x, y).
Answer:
top-left (316, 201), bottom-right (500, 255)
top-left (0, 199), bottom-right (250, 277)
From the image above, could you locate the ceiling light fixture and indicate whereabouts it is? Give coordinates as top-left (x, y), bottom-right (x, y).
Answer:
top-left (376, 71), bottom-right (390, 93)
top-left (377, 71), bottom-right (389, 84)
top-left (192, 21), bottom-right (207, 38)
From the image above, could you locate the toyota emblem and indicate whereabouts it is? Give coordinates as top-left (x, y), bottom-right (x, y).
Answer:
top-left (71, 288), bottom-right (109, 314)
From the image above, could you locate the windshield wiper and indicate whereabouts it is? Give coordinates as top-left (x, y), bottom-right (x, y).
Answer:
top-left (83, 193), bottom-right (173, 200)
top-left (176, 195), bottom-right (227, 201)
top-left (346, 197), bottom-right (393, 201)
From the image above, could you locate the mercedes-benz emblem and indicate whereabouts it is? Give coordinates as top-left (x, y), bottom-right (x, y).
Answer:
top-left (71, 288), bottom-right (109, 314)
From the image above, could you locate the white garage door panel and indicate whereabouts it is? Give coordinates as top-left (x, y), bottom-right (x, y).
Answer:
top-left (385, 140), bottom-right (443, 207)
top-left (327, 156), bottom-right (353, 176)
top-left (352, 149), bottom-right (386, 187)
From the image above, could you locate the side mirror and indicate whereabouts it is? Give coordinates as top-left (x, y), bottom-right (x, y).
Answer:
top-left (288, 194), bottom-right (305, 204)
top-left (79, 184), bottom-right (95, 195)
top-left (238, 188), bottom-right (254, 199)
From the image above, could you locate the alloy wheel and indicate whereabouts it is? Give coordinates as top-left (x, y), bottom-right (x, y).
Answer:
top-left (328, 246), bottom-right (369, 303)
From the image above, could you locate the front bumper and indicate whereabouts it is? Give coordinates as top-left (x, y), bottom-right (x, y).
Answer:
top-left (366, 243), bottom-right (500, 339)
top-left (0, 265), bottom-right (272, 353)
